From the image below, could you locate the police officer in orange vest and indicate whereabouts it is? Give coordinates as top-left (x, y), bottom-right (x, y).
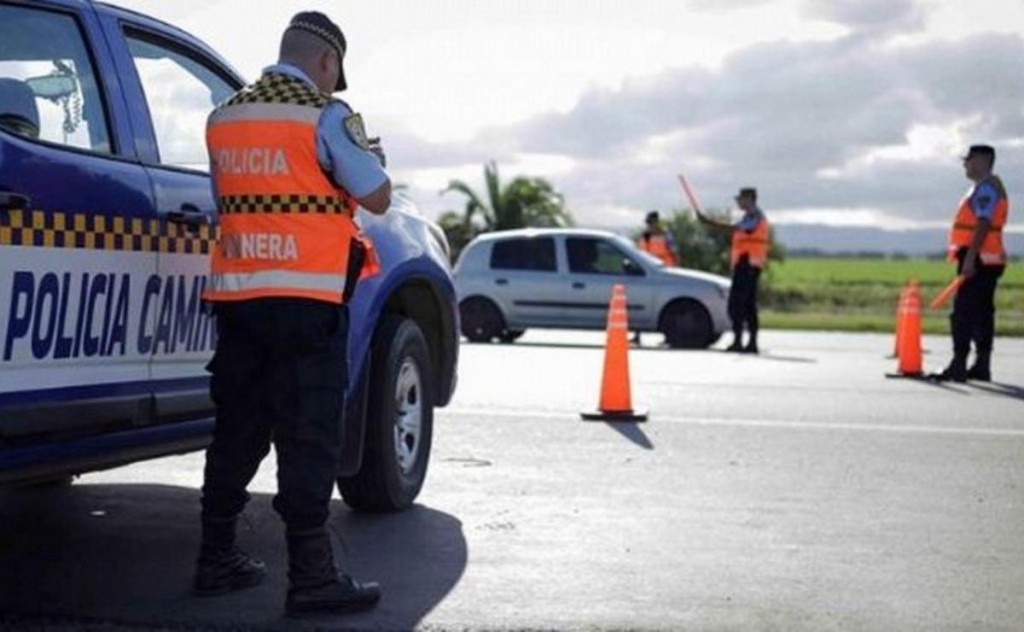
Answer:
top-left (633, 211), bottom-right (678, 344)
top-left (697, 187), bottom-right (769, 354)
top-left (195, 12), bottom-right (391, 616)
top-left (930, 144), bottom-right (1009, 383)
top-left (637, 211), bottom-right (679, 267)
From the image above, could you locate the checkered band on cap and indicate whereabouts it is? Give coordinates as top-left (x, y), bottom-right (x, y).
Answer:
top-left (289, 20), bottom-right (345, 59)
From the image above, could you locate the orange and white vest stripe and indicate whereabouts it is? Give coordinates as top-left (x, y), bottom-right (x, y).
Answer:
top-left (204, 72), bottom-right (374, 304)
top-left (731, 216), bottom-right (769, 269)
top-left (948, 175), bottom-right (1009, 266)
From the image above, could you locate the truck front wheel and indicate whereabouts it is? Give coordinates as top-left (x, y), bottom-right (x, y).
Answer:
top-left (338, 316), bottom-right (433, 511)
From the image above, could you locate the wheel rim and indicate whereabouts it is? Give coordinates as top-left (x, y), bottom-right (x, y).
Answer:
top-left (393, 357), bottom-right (423, 475)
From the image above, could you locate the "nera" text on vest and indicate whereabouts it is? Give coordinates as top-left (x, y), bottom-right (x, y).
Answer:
top-left (221, 233), bottom-right (299, 261)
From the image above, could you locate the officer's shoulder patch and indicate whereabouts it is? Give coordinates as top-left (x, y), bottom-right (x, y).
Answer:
top-left (343, 113), bottom-right (370, 150)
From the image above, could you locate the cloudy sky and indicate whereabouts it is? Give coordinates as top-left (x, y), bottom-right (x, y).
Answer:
top-left (121, 0), bottom-right (1023, 232)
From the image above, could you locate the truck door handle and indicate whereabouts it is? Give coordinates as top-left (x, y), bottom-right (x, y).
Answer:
top-left (166, 203), bottom-right (208, 232)
top-left (0, 191), bottom-right (30, 212)
top-left (572, 282), bottom-right (585, 289)
top-left (495, 278), bottom-right (509, 286)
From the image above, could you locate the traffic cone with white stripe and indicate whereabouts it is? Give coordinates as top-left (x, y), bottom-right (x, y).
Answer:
top-left (886, 280), bottom-right (923, 378)
top-left (581, 284), bottom-right (648, 421)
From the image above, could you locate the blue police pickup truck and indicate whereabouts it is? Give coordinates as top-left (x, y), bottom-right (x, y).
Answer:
top-left (0, 0), bottom-right (458, 511)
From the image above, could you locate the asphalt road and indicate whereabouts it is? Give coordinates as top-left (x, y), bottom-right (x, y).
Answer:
top-left (2, 330), bottom-right (1023, 631)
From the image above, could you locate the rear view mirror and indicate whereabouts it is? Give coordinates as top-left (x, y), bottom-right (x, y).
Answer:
top-left (26, 73), bottom-right (76, 100)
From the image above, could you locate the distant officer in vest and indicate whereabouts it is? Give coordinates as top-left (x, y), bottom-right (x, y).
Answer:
top-left (637, 210), bottom-right (679, 267)
top-left (196, 11), bottom-right (390, 617)
top-left (697, 187), bottom-right (769, 354)
top-left (633, 211), bottom-right (678, 344)
top-left (930, 144), bottom-right (1009, 382)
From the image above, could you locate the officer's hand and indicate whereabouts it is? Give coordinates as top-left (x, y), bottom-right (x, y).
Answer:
top-left (962, 257), bottom-right (976, 279)
top-left (368, 137), bottom-right (386, 168)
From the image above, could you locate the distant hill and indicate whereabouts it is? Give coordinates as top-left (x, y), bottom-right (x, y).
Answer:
top-left (772, 224), bottom-right (1024, 258)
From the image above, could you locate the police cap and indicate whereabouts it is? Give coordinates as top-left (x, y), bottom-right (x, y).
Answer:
top-left (735, 187), bottom-right (757, 201)
top-left (645, 211), bottom-right (660, 224)
top-left (287, 11), bottom-right (348, 92)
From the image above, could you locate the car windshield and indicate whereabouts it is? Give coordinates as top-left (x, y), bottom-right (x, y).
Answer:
top-left (610, 233), bottom-right (664, 268)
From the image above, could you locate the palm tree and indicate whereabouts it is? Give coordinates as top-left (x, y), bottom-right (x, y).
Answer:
top-left (442, 161), bottom-right (573, 233)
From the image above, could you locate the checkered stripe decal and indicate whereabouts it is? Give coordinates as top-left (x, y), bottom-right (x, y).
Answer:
top-left (219, 194), bottom-right (349, 215)
top-left (0, 210), bottom-right (215, 254)
top-left (226, 73), bottom-right (330, 108)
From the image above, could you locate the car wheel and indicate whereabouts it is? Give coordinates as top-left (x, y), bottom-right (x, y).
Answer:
top-left (659, 299), bottom-right (713, 349)
top-left (338, 316), bottom-right (433, 512)
top-left (459, 297), bottom-right (505, 343)
top-left (498, 329), bottom-right (525, 344)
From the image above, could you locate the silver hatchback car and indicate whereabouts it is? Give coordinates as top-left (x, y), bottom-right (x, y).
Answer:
top-left (454, 228), bottom-right (731, 348)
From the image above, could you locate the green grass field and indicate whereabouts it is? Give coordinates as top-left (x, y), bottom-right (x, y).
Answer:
top-left (760, 257), bottom-right (1024, 336)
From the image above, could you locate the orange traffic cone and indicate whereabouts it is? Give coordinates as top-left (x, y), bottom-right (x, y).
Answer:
top-left (581, 284), bottom-right (648, 421)
top-left (886, 281), bottom-right (923, 378)
top-left (891, 282), bottom-right (909, 358)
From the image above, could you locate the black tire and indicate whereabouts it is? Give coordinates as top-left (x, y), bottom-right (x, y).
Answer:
top-left (459, 297), bottom-right (505, 343)
top-left (498, 329), bottom-right (525, 344)
top-left (659, 300), bottom-right (713, 349)
top-left (338, 317), bottom-right (433, 512)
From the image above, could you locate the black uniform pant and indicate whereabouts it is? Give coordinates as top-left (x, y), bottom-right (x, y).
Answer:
top-left (728, 258), bottom-right (761, 341)
top-left (951, 250), bottom-right (1004, 361)
top-left (201, 298), bottom-right (348, 531)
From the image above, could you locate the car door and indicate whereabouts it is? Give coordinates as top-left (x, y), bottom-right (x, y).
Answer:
top-left (563, 236), bottom-right (654, 330)
top-left (100, 11), bottom-right (242, 421)
top-left (0, 1), bottom-right (158, 433)
top-left (486, 235), bottom-right (568, 328)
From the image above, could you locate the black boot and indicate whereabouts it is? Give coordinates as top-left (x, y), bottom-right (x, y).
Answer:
top-left (930, 357), bottom-right (967, 383)
top-left (285, 527), bottom-right (381, 617)
top-left (194, 515), bottom-right (266, 596)
top-left (725, 334), bottom-right (743, 352)
top-left (742, 331), bottom-right (759, 354)
top-left (967, 352), bottom-right (991, 382)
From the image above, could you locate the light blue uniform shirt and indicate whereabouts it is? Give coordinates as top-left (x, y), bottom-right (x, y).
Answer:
top-left (737, 208), bottom-right (764, 232)
top-left (969, 181), bottom-right (998, 221)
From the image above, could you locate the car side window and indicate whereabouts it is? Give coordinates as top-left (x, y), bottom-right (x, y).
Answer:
top-left (125, 30), bottom-right (236, 171)
top-left (490, 237), bottom-right (557, 272)
top-left (0, 4), bottom-right (112, 153)
top-left (567, 237), bottom-right (636, 275)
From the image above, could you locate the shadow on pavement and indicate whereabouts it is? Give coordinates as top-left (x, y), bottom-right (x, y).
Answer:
top-left (968, 380), bottom-right (1024, 401)
top-left (0, 483), bottom-right (466, 631)
top-left (885, 374), bottom-right (971, 394)
top-left (602, 421), bottom-right (654, 450)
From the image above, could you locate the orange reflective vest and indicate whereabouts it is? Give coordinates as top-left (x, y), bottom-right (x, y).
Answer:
top-left (948, 175), bottom-right (1008, 266)
top-left (637, 232), bottom-right (678, 266)
top-left (204, 72), bottom-right (378, 304)
top-left (731, 215), bottom-right (769, 269)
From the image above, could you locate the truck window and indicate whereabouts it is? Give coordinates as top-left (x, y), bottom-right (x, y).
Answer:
top-left (124, 32), bottom-right (235, 172)
top-left (0, 4), bottom-right (111, 153)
